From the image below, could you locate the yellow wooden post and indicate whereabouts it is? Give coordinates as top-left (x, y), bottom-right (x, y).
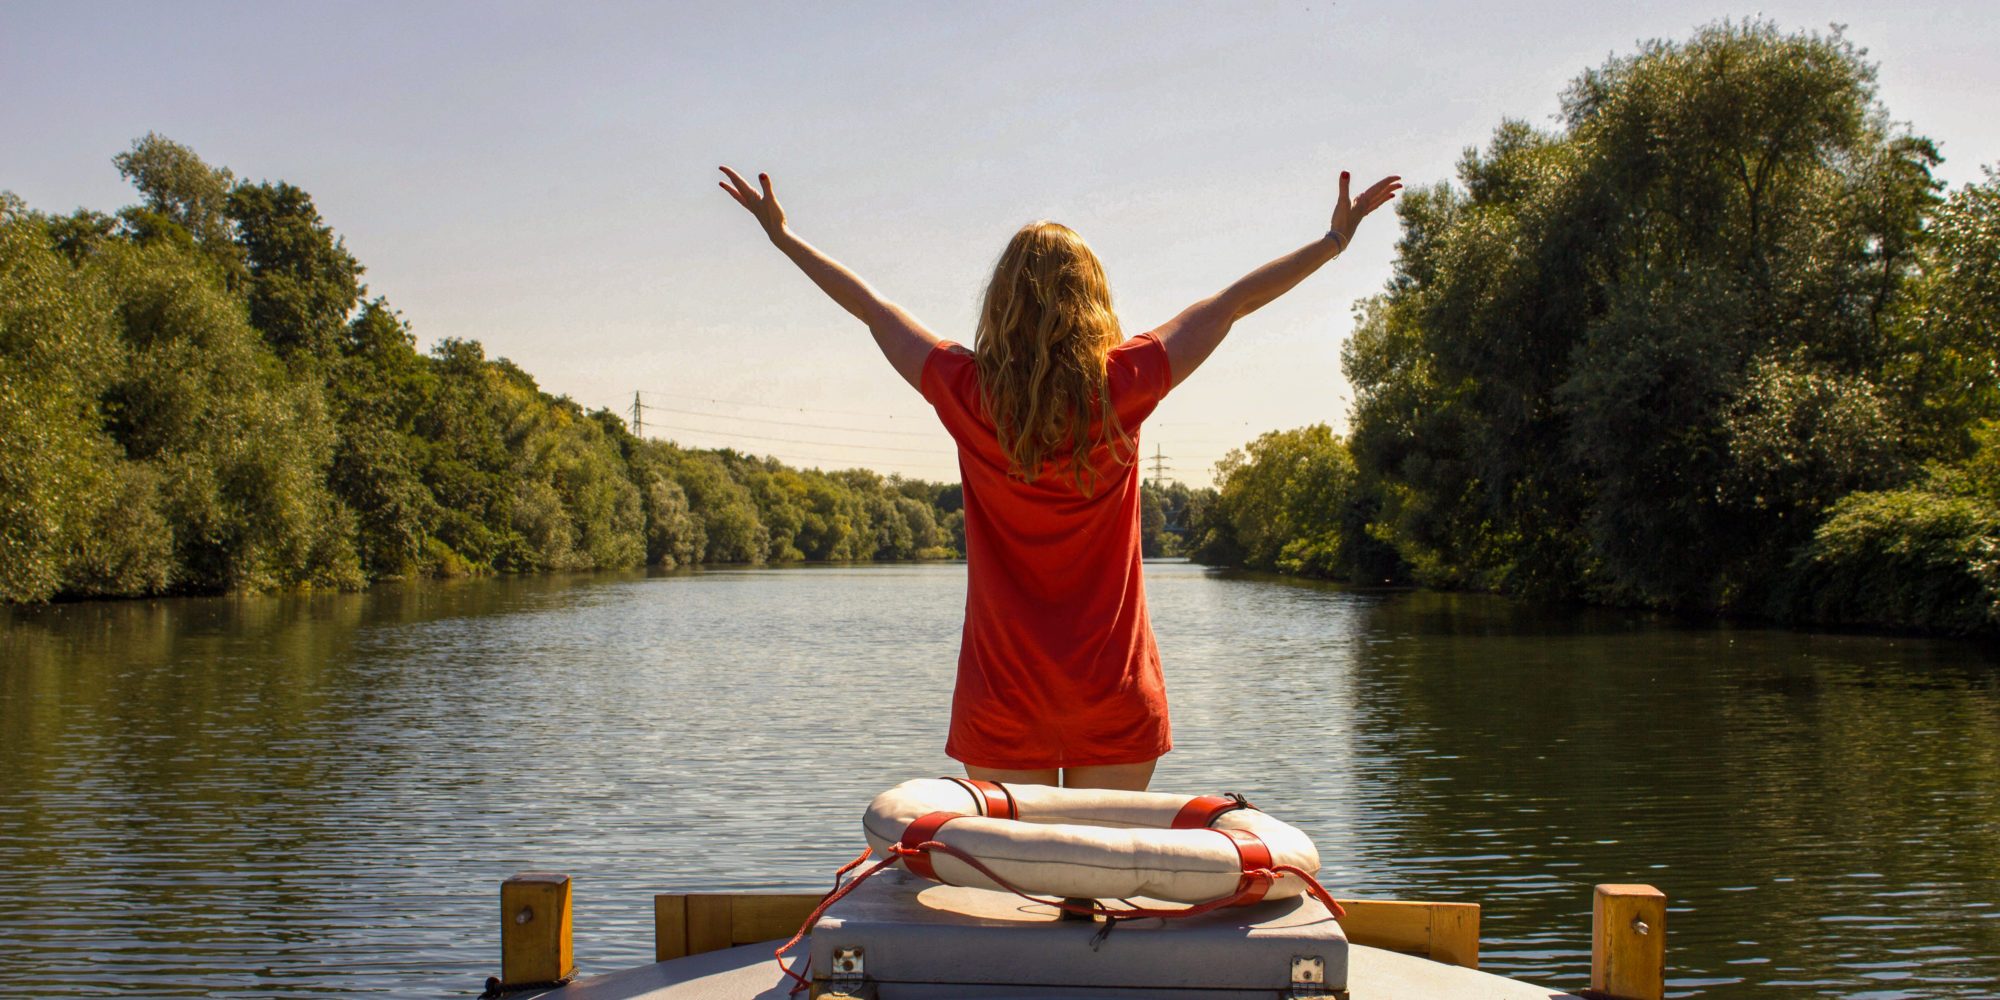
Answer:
top-left (1590, 884), bottom-right (1665, 1000)
top-left (498, 872), bottom-right (575, 991)
top-left (1427, 901), bottom-right (1481, 969)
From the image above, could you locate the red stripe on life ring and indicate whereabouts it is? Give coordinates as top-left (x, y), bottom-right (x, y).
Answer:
top-left (898, 811), bottom-right (965, 882)
top-left (1214, 827), bottom-right (1275, 906)
top-left (948, 777), bottom-right (1018, 820)
top-left (1172, 795), bottom-right (1245, 829)
top-left (990, 780), bottom-right (1020, 821)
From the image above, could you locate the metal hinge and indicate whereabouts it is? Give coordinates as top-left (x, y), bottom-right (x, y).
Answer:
top-left (815, 946), bottom-right (876, 1000)
top-left (1288, 954), bottom-right (1345, 999)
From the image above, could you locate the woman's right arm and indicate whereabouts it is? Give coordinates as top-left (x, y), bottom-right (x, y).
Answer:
top-left (718, 166), bottom-right (940, 390)
top-left (1154, 170), bottom-right (1400, 390)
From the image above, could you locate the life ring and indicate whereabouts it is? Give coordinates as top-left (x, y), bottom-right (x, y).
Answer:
top-left (862, 777), bottom-right (1324, 908)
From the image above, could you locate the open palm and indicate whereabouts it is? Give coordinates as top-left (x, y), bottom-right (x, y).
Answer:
top-left (1330, 171), bottom-right (1402, 246)
top-left (718, 166), bottom-right (786, 239)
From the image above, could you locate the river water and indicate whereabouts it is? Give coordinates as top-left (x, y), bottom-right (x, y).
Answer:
top-left (1, 562), bottom-right (1995, 997)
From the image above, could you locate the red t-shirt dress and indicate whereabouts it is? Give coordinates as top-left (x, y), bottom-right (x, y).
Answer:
top-left (919, 332), bottom-right (1175, 770)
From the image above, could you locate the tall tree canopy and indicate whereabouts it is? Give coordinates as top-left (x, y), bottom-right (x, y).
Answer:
top-left (1337, 20), bottom-right (1992, 624)
top-left (1189, 21), bottom-right (1996, 633)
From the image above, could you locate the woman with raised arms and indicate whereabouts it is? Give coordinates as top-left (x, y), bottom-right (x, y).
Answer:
top-left (718, 165), bottom-right (1399, 790)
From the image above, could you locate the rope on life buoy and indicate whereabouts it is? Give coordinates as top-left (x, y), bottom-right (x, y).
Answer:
top-left (770, 837), bottom-right (1346, 995)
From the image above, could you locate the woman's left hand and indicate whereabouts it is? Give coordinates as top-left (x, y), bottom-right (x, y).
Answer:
top-left (718, 166), bottom-right (788, 241)
top-left (1328, 171), bottom-right (1402, 247)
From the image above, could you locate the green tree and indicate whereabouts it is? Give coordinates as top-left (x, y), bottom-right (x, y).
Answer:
top-left (100, 237), bottom-right (359, 591)
top-left (1892, 170), bottom-right (2000, 453)
top-left (1193, 425), bottom-right (1384, 579)
top-left (112, 132), bottom-right (243, 278)
top-left (227, 181), bottom-right (363, 362)
top-left (668, 449), bottom-right (768, 563)
top-left (4, 135), bottom-right (971, 603)
top-left (1139, 484), bottom-right (1168, 557)
top-left (413, 338), bottom-right (518, 571)
top-left (0, 206), bottom-right (168, 601)
top-left (743, 464), bottom-right (809, 561)
top-left (325, 300), bottom-right (440, 577)
top-left (1345, 20), bottom-right (1944, 611)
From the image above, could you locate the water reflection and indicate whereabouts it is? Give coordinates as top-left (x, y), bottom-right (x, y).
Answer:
top-left (0, 565), bottom-right (1994, 997)
top-left (1304, 586), bottom-right (1999, 996)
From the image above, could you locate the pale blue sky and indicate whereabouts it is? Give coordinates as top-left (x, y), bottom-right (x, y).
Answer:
top-left (6, 1), bottom-right (1995, 484)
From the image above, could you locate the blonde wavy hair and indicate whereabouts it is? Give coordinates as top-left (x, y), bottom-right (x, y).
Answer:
top-left (973, 221), bottom-right (1135, 495)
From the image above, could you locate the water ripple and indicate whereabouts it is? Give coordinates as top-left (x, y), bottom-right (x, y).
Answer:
top-left (1, 565), bottom-right (1996, 997)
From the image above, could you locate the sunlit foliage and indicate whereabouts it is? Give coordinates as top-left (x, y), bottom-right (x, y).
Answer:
top-left (1196, 21), bottom-right (1996, 632)
top-left (1333, 21), bottom-right (1996, 627)
top-left (0, 138), bottom-right (963, 602)
top-left (1189, 426), bottom-right (1397, 580)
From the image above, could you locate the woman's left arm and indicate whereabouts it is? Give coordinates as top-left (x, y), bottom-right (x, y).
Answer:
top-left (718, 167), bottom-right (940, 389)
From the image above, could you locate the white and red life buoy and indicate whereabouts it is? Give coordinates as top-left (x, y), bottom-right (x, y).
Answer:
top-left (772, 778), bottom-right (1343, 990)
top-left (862, 777), bottom-right (1329, 910)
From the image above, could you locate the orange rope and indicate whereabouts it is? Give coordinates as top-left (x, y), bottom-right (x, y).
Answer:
top-left (771, 847), bottom-right (890, 993)
top-left (1272, 862), bottom-right (1349, 920)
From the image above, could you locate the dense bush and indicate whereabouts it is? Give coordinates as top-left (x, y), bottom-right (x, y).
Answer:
top-left (1188, 426), bottom-right (1398, 581)
top-left (0, 137), bottom-right (964, 603)
top-left (0, 198), bottom-right (142, 602)
top-left (1193, 426), bottom-right (1343, 575)
top-left (1782, 424), bottom-right (2000, 631)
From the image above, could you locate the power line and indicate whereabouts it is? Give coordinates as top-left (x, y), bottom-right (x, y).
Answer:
top-left (644, 420), bottom-right (948, 456)
top-left (724, 452), bottom-right (953, 476)
top-left (664, 442), bottom-right (954, 477)
top-left (632, 389), bottom-right (1347, 434)
top-left (629, 391), bottom-right (1286, 440)
top-left (635, 400), bottom-right (941, 438)
top-left (638, 389), bottom-right (933, 422)
top-left (615, 391), bottom-right (1245, 483)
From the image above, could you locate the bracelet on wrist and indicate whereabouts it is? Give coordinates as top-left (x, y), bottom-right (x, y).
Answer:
top-left (1326, 228), bottom-right (1349, 252)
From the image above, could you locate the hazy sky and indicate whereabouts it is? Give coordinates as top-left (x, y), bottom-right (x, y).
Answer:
top-left (6, 2), bottom-right (1996, 484)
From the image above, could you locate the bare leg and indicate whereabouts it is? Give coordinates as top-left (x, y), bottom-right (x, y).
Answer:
top-left (1061, 759), bottom-right (1157, 791)
top-left (966, 764), bottom-right (1060, 787)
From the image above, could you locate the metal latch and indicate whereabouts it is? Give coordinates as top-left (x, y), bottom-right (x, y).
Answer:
top-left (832, 946), bottom-right (864, 979)
top-left (818, 946), bottom-right (875, 999)
top-left (1289, 954), bottom-right (1342, 999)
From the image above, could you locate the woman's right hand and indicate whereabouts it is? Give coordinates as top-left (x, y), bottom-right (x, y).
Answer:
top-left (1329, 171), bottom-right (1402, 247)
top-left (718, 166), bottom-right (788, 241)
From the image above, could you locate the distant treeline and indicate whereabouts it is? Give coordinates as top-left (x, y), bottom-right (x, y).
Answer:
top-left (1186, 22), bottom-right (2000, 634)
top-left (0, 136), bottom-right (968, 604)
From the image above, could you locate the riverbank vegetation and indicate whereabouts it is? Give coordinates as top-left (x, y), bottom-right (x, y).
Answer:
top-left (1188, 22), bottom-right (2000, 633)
top-left (6, 22), bottom-right (1993, 635)
top-left (0, 137), bottom-right (962, 603)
